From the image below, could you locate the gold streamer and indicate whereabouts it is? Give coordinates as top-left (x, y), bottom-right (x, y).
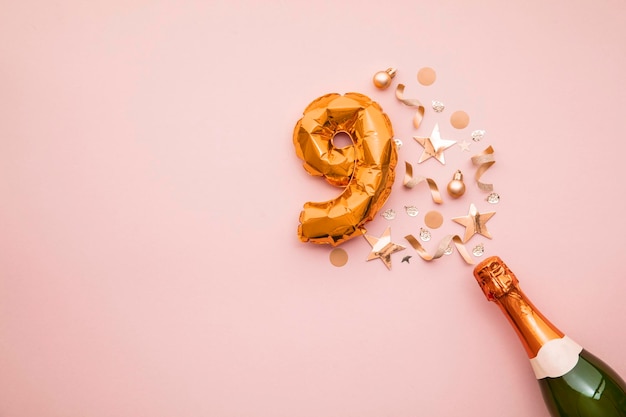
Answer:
top-left (395, 84), bottom-right (425, 129)
top-left (404, 234), bottom-right (475, 264)
top-left (471, 145), bottom-right (496, 192)
top-left (403, 161), bottom-right (443, 204)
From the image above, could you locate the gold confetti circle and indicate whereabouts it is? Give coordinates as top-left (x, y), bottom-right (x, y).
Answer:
top-left (424, 210), bottom-right (444, 229)
top-left (417, 67), bottom-right (436, 86)
top-left (450, 110), bottom-right (470, 129)
top-left (329, 248), bottom-right (349, 267)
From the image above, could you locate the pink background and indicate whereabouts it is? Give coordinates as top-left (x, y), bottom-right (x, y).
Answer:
top-left (1, 1), bottom-right (625, 416)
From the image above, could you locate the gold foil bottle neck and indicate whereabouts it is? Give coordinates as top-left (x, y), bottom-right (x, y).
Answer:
top-left (473, 256), bottom-right (520, 301)
top-left (473, 256), bottom-right (564, 357)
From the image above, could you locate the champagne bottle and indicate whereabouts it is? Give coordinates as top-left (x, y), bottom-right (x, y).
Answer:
top-left (473, 256), bottom-right (626, 417)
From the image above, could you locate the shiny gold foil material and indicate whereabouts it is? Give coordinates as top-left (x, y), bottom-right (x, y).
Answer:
top-left (395, 84), bottom-right (424, 129)
top-left (293, 93), bottom-right (397, 246)
top-left (403, 161), bottom-right (443, 204)
top-left (364, 226), bottom-right (406, 270)
top-left (404, 234), bottom-right (474, 264)
top-left (471, 145), bottom-right (496, 191)
top-left (473, 256), bottom-right (564, 357)
top-left (413, 123), bottom-right (457, 165)
top-left (452, 203), bottom-right (496, 243)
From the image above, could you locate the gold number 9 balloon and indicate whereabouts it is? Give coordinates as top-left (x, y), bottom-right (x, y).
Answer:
top-left (293, 92), bottom-right (397, 246)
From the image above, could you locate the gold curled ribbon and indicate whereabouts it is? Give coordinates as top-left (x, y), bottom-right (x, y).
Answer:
top-left (471, 145), bottom-right (496, 192)
top-left (403, 161), bottom-right (442, 204)
top-left (395, 84), bottom-right (425, 129)
top-left (404, 234), bottom-right (474, 264)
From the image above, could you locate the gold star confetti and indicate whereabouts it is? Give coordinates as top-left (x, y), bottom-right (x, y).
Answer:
top-left (402, 255), bottom-right (412, 263)
top-left (452, 203), bottom-right (496, 243)
top-left (458, 140), bottom-right (471, 151)
top-left (364, 226), bottom-right (406, 270)
top-left (414, 123), bottom-right (456, 164)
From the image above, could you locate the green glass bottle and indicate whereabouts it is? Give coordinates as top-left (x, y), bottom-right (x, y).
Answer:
top-left (473, 256), bottom-right (626, 417)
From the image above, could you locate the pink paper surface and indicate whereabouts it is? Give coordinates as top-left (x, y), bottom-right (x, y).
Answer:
top-left (1, 1), bottom-right (625, 416)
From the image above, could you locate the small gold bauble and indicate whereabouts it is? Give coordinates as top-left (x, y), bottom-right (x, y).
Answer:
top-left (373, 68), bottom-right (397, 89)
top-left (447, 170), bottom-right (466, 198)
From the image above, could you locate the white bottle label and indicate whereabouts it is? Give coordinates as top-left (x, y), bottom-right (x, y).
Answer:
top-left (529, 335), bottom-right (583, 379)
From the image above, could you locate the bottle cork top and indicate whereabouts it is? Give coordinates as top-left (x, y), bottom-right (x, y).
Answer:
top-left (473, 256), bottom-right (520, 301)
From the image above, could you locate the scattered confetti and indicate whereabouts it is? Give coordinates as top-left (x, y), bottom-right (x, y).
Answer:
top-left (381, 209), bottom-right (397, 220)
top-left (315, 68), bottom-right (503, 269)
top-left (452, 203), bottom-right (496, 243)
top-left (471, 129), bottom-right (486, 142)
top-left (405, 206), bottom-right (419, 217)
top-left (450, 110), bottom-right (470, 129)
top-left (417, 67), bottom-right (437, 86)
top-left (329, 248), bottom-right (349, 267)
top-left (364, 227), bottom-right (406, 270)
top-left (424, 210), bottom-right (444, 229)
top-left (419, 228), bottom-right (432, 242)
top-left (432, 100), bottom-right (445, 112)
top-left (472, 243), bottom-right (485, 257)
top-left (487, 192), bottom-right (500, 204)
top-left (414, 123), bottom-right (456, 165)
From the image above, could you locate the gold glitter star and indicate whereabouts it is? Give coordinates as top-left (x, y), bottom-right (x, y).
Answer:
top-left (452, 203), bottom-right (496, 243)
top-left (414, 123), bottom-right (457, 164)
top-left (364, 227), bottom-right (406, 270)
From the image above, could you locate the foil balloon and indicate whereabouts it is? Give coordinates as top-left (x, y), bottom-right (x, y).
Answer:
top-left (293, 92), bottom-right (397, 245)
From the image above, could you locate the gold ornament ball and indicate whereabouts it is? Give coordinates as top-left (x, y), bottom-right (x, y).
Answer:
top-left (373, 68), bottom-right (397, 89)
top-left (447, 170), bottom-right (466, 198)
